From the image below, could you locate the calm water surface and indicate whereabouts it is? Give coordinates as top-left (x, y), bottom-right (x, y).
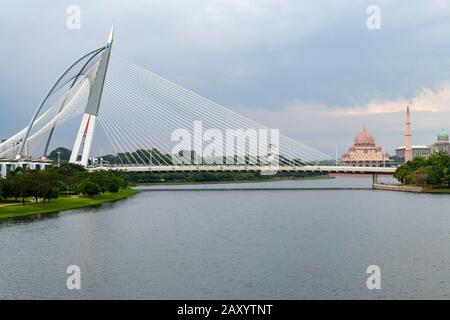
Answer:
top-left (1, 177), bottom-right (450, 299)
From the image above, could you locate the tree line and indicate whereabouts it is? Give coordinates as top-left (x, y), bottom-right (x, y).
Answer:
top-left (126, 171), bottom-right (326, 184)
top-left (0, 164), bottom-right (128, 205)
top-left (48, 146), bottom-right (336, 167)
top-left (394, 152), bottom-right (450, 187)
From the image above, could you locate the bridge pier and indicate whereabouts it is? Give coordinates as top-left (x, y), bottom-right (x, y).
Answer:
top-left (372, 173), bottom-right (379, 186)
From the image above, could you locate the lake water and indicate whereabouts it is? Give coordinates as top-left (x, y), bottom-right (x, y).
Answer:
top-left (1, 176), bottom-right (450, 299)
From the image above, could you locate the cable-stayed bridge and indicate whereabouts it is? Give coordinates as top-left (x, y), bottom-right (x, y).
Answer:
top-left (0, 26), bottom-right (396, 178)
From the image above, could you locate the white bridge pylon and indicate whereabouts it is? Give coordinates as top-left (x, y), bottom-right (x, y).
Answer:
top-left (0, 29), bottom-right (111, 161)
top-left (69, 26), bottom-right (114, 166)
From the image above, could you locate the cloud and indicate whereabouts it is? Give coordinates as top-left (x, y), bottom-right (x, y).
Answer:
top-left (2, 0), bottom-right (450, 155)
top-left (327, 81), bottom-right (450, 116)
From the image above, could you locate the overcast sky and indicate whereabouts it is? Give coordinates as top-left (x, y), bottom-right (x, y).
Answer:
top-left (1, 0), bottom-right (450, 156)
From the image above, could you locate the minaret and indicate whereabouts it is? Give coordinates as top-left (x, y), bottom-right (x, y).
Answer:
top-left (405, 106), bottom-right (412, 162)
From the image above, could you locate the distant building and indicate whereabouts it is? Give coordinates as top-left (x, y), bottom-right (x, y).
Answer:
top-left (395, 145), bottom-right (430, 160)
top-left (395, 130), bottom-right (450, 161)
top-left (0, 159), bottom-right (52, 178)
top-left (430, 129), bottom-right (450, 155)
top-left (395, 106), bottom-right (449, 162)
top-left (341, 125), bottom-right (394, 167)
top-left (90, 157), bottom-right (111, 167)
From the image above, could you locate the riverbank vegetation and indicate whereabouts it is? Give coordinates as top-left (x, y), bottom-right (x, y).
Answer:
top-left (0, 188), bottom-right (138, 220)
top-left (0, 163), bottom-right (137, 220)
top-left (42, 147), bottom-right (330, 185)
top-left (0, 164), bottom-right (129, 205)
top-left (394, 152), bottom-right (450, 188)
top-left (125, 171), bottom-right (329, 184)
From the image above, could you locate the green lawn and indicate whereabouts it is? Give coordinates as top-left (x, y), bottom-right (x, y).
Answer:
top-left (0, 188), bottom-right (139, 220)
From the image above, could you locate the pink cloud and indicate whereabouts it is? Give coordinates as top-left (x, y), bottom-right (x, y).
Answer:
top-left (327, 82), bottom-right (450, 116)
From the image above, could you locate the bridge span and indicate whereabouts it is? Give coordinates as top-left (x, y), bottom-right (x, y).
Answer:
top-left (88, 165), bottom-right (396, 175)
top-left (88, 165), bottom-right (396, 185)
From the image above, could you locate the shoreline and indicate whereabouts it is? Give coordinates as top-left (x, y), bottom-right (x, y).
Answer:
top-left (373, 183), bottom-right (450, 194)
top-left (134, 175), bottom-right (332, 186)
top-left (422, 187), bottom-right (450, 194)
top-left (0, 188), bottom-right (139, 221)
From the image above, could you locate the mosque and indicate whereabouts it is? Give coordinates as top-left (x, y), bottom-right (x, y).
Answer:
top-left (430, 129), bottom-right (450, 155)
top-left (340, 125), bottom-right (394, 167)
top-left (341, 106), bottom-right (450, 167)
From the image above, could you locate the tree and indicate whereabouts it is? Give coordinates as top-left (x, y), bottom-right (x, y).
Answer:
top-left (107, 178), bottom-right (120, 192)
top-left (101, 154), bottom-right (119, 165)
top-left (0, 181), bottom-right (4, 202)
top-left (48, 147), bottom-right (72, 164)
top-left (46, 187), bottom-right (60, 202)
top-left (47, 163), bottom-right (87, 194)
top-left (6, 168), bottom-right (35, 205)
top-left (395, 152), bottom-right (450, 187)
top-left (77, 180), bottom-right (101, 197)
top-left (0, 179), bottom-right (11, 201)
top-left (84, 181), bottom-right (100, 197)
top-left (409, 167), bottom-right (430, 186)
top-left (31, 170), bottom-right (60, 204)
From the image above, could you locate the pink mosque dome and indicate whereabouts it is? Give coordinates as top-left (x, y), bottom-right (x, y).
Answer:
top-left (354, 125), bottom-right (375, 146)
top-left (340, 123), bottom-right (394, 167)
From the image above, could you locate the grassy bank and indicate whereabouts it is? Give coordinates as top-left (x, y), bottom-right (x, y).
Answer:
top-left (0, 188), bottom-right (138, 220)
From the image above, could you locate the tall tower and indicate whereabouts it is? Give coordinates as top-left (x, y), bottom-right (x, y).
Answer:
top-left (69, 26), bottom-right (114, 167)
top-left (405, 106), bottom-right (412, 162)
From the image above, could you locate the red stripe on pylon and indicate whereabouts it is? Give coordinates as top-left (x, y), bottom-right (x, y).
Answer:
top-left (84, 115), bottom-right (91, 134)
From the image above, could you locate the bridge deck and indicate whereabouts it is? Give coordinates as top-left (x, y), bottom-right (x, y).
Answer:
top-left (88, 165), bottom-right (396, 175)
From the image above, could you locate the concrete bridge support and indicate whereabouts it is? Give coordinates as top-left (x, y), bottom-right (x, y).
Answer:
top-left (372, 173), bottom-right (379, 186)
